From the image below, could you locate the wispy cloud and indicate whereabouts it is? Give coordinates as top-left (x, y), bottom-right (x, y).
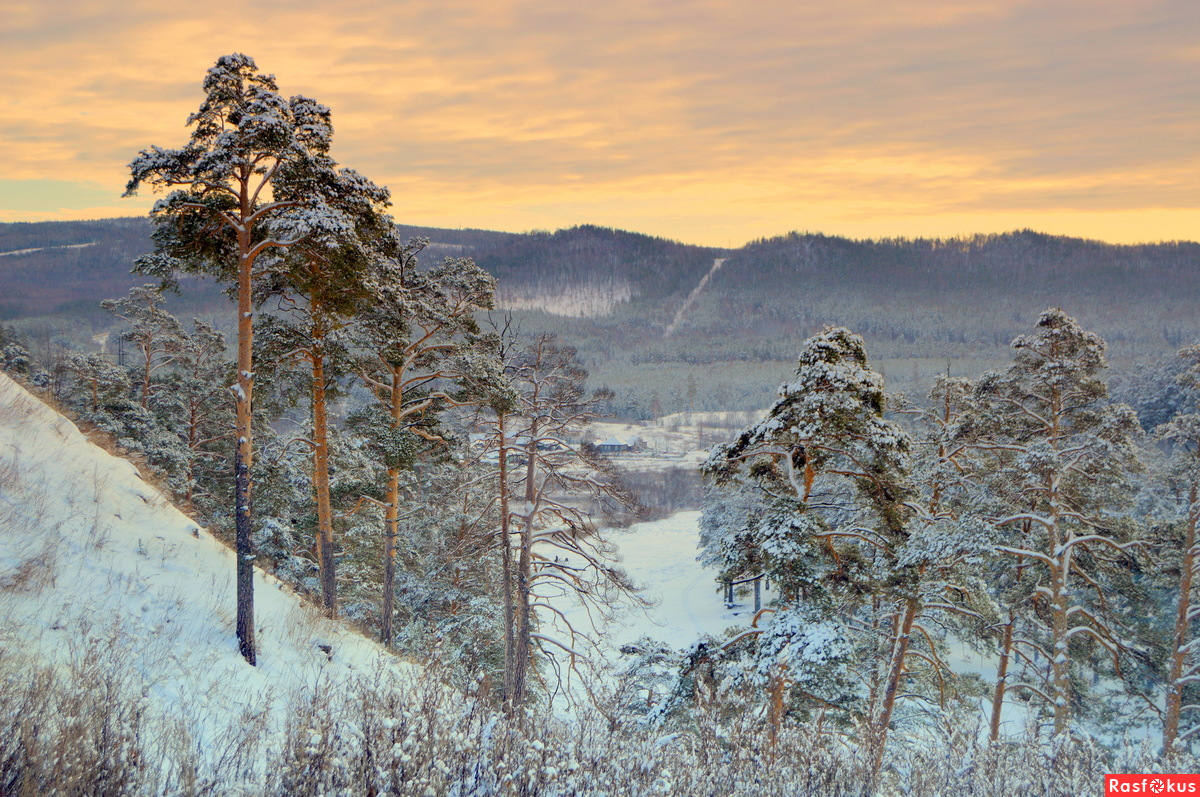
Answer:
top-left (2, 0), bottom-right (1197, 244)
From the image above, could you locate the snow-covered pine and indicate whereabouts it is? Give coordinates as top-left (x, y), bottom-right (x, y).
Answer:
top-left (1156, 343), bottom-right (1200, 751)
top-left (124, 53), bottom-right (344, 665)
top-left (100, 284), bottom-right (186, 410)
top-left (253, 154), bottom-right (393, 618)
top-left (961, 307), bottom-right (1145, 737)
top-left (699, 328), bottom-right (993, 782)
top-left (352, 231), bottom-right (497, 647)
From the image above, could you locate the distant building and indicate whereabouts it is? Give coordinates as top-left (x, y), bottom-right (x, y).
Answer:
top-left (593, 435), bottom-right (642, 454)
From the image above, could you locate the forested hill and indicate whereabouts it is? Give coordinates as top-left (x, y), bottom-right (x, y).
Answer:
top-left (697, 230), bottom-right (1200, 353)
top-left (4, 218), bottom-right (1199, 415)
top-left (0, 219), bottom-right (718, 322)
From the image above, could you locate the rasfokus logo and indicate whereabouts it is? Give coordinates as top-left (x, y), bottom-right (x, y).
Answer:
top-left (1106, 775), bottom-right (1200, 794)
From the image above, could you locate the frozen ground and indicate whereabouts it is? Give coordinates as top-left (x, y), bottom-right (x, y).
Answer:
top-left (0, 373), bottom-right (406, 754)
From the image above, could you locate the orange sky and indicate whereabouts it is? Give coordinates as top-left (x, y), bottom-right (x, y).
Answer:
top-left (2, 0), bottom-right (1198, 246)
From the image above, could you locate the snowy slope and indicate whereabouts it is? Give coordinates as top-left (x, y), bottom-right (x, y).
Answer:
top-left (0, 373), bottom-right (405, 752)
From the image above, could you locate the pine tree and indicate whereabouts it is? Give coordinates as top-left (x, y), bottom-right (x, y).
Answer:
top-left (1157, 343), bottom-right (1200, 750)
top-left (964, 308), bottom-right (1143, 736)
top-left (354, 234), bottom-right (497, 645)
top-left (65, 353), bottom-right (129, 414)
top-left (126, 53), bottom-right (344, 664)
top-left (158, 320), bottom-right (233, 514)
top-left (100, 285), bottom-right (185, 409)
top-left (701, 330), bottom-right (990, 781)
top-left (255, 156), bottom-right (391, 616)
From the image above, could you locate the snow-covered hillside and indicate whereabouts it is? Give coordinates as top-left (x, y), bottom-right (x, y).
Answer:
top-left (0, 373), bottom-right (404, 752)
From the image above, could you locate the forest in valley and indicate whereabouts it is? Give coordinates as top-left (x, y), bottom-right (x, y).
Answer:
top-left (5, 53), bottom-right (1200, 796)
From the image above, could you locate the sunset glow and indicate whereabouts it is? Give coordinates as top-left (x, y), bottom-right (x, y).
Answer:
top-left (2, 0), bottom-right (1198, 245)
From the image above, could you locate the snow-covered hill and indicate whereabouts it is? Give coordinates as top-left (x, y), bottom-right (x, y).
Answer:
top-left (0, 372), bottom-right (404, 754)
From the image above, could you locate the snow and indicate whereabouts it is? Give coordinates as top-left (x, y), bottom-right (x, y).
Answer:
top-left (556, 510), bottom-right (768, 660)
top-left (545, 506), bottom-right (1052, 740)
top-left (0, 372), bottom-right (406, 753)
top-left (496, 279), bottom-right (633, 318)
top-left (664, 257), bottom-right (726, 338)
top-left (0, 241), bottom-right (96, 258)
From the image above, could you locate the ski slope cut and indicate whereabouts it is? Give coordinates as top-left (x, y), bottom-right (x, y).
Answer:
top-left (0, 372), bottom-right (405, 751)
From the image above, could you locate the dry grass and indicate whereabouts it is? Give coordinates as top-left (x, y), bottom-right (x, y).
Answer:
top-left (2, 629), bottom-right (1194, 796)
top-left (0, 538), bottom-right (58, 594)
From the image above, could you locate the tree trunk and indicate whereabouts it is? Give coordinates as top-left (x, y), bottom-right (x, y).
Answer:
top-left (1164, 481), bottom-right (1198, 751)
top-left (498, 413), bottom-right (517, 710)
top-left (524, 418), bottom-right (538, 502)
top-left (141, 343), bottom-right (152, 409)
top-left (311, 339), bottom-right (337, 617)
top-left (511, 506), bottom-right (534, 711)
top-left (990, 614), bottom-right (1015, 742)
top-left (234, 221), bottom-right (256, 666)
top-left (868, 597), bottom-right (919, 782)
top-left (768, 664), bottom-right (787, 748)
top-left (1048, 476), bottom-right (1072, 736)
top-left (382, 467), bottom-right (399, 646)
top-left (381, 365), bottom-right (406, 646)
top-left (185, 397), bottom-right (198, 512)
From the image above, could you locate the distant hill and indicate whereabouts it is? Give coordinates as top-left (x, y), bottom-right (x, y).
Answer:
top-left (3, 218), bottom-right (1198, 415)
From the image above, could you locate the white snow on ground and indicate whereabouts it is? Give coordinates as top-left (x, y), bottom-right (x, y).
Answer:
top-left (664, 257), bottom-right (726, 338)
top-left (0, 373), bottom-right (405, 752)
top-left (496, 279), bottom-right (633, 318)
top-left (550, 510), bottom-right (771, 685)
top-left (599, 511), bottom-right (766, 650)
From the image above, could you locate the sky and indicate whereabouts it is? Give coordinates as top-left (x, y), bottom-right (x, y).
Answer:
top-left (2, 0), bottom-right (1198, 247)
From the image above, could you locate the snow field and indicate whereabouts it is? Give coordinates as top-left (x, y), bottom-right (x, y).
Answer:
top-left (0, 372), bottom-right (407, 757)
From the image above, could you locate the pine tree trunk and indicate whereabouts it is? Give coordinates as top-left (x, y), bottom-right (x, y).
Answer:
top-left (1048, 474), bottom-right (1072, 737)
top-left (1050, 562), bottom-right (1070, 736)
top-left (382, 467), bottom-right (399, 646)
top-left (990, 614), bottom-right (1015, 742)
top-left (868, 597), bottom-right (919, 781)
top-left (768, 664), bottom-right (787, 747)
top-left (186, 397), bottom-right (198, 512)
top-left (141, 343), bottom-right (152, 409)
top-left (380, 364), bottom-right (408, 645)
top-left (234, 220), bottom-right (256, 666)
top-left (497, 413), bottom-right (517, 710)
top-left (1164, 481), bottom-right (1198, 751)
top-left (311, 340), bottom-right (337, 617)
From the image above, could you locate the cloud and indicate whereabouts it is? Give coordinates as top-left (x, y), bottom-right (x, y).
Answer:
top-left (2, 0), bottom-right (1198, 244)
